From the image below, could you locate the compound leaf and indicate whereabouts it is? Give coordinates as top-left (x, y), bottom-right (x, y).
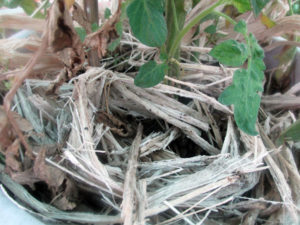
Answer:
top-left (234, 20), bottom-right (247, 35)
top-left (219, 33), bottom-right (265, 135)
top-left (134, 61), bottom-right (168, 88)
top-left (127, 0), bottom-right (167, 47)
top-left (209, 39), bottom-right (248, 67)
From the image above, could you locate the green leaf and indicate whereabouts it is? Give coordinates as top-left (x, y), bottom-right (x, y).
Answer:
top-left (249, 33), bottom-right (264, 59)
top-left (108, 37), bottom-right (121, 51)
top-left (4, 80), bottom-right (12, 90)
top-left (234, 20), bottom-right (247, 35)
top-left (200, 13), bottom-right (219, 23)
top-left (75, 27), bottom-right (86, 42)
top-left (231, 0), bottom-right (251, 13)
top-left (192, 0), bottom-right (201, 7)
top-left (76, 23), bottom-right (101, 43)
top-left (250, 0), bottom-right (270, 16)
top-left (204, 25), bottom-right (217, 34)
top-left (104, 8), bottom-right (112, 19)
top-left (3, 0), bottom-right (39, 15)
top-left (3, 0), bottom-right (21, 8)
top-left (91, 23), bottom-right (100, 32)
top-left (209, 40), bottom-right (248, 67)
top-left (0, 152), bottom-right (4, 164)
top-left (159, 52), bottom-right (168, 61)
top-left (108, 3), bottom-right (125, 52)
top-left (218, 34), bottom-right (265, 135)
top-left (291, 1), bottom-right (300, 15)
top-left (20, 0), bottom-right (38, 15)
top-left (134, 61), bottom-right (168, 88)
top-left (276, 120), bottom-right (300, 145)
top-left (127, 0), bottom-right (167, 47)
top-left (115, 21), bottom-right (123, 35)
top-left (219, 64), bottom-right (263, 135)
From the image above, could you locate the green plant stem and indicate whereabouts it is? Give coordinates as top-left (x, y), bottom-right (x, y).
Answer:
top-left (171, 0), bottom-right (179, 31)
top-left (213, 10), bottom-right (236, 26)
top-left (288, 0), bottom-right (294, 15)
top-left (165, 0), bottom-right (186, 77)
top-left (168, 0), bottom-right (227, 58)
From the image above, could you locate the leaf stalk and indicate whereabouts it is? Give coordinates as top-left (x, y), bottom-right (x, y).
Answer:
top-left (213, 10), bottom-right (237, 26)
top-left (168, 0), bottom-right (227, 59)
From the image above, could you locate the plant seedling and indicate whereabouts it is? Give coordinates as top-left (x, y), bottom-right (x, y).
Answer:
top-left (124, 0), bottom-right (269, 135)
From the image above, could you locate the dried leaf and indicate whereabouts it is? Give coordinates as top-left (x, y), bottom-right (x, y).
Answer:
top-left (0, 106), bottom-right (33, 150)
top-left (0, 106), bottom-right (13, 150)
top-left (5, 139), bottom-right (22, 173)
top-left (243, 14), bottom-right (300, 42)
top-left (33, 148), bottom-right (78, 210)
top-left (222, 14), bottom-right (300, 44)
top-left (257, 15), bottom-right (300, 40)
top-left (13, 111), bottom-right (34, 134)
top-left (34, 149), bottom-right (65, 190)
top-left (52, 195), bottom-right (77, 210)
top-left (0, 2), bottom-right (75, 159)
top-left (51, 178), bottom-right (77, 210)
top-left (11, 169), bottom-right (40, 189)
top-left (47, 0), bottom-right (84, 75)
top-left (0, 39), bottom-right (63, 74)
top-left (72, 2), bottom-right (92, 34)
top-left (95, 111), bottom-right (134, 137)
top-left (64, 0), bottom-right (75, 9)
top-left (260, 13), bottom-right (275, 28)
top-left (84, 0), bottom-right (122, 58)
